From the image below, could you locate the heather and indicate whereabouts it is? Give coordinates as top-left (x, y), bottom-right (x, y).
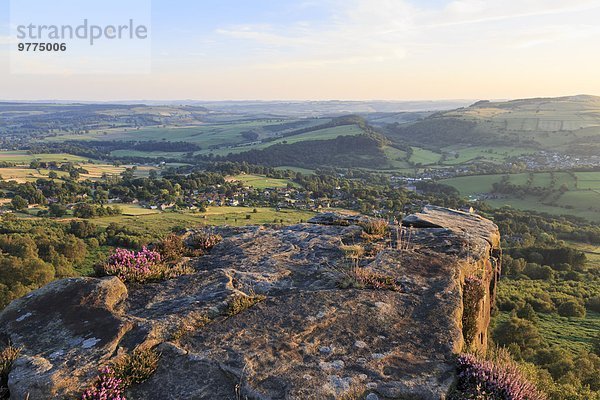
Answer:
top-left (100, 247), bottom-right (162, 283)
top-left (452, 353), bottom-right (545, 400)
top-left (81, 367), bottom-right (126, 400)
top-left (98, 244), bottom-right (194, 283)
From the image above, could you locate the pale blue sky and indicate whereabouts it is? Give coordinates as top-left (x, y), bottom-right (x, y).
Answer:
top-left (2, 0), bottom-right (600, 100)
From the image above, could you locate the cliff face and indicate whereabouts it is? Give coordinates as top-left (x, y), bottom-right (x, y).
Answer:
top-left (0, 206), bottom-right (500, 400)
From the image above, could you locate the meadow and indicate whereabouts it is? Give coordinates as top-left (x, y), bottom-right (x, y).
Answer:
top-left (0, 162), bottom-right (156, 183)
top-left (493, 311), bottom-right (600, 354)
top-left (89, 206), bottom-right (317, 237)
top-left (227, 174), bottom-right (298, 189)
top-left (0, 150), bottom-right (89, 164)
top-left (441, 171), bottom-right (600, 222)
top-left (409, 147), bottom-right (441, 165)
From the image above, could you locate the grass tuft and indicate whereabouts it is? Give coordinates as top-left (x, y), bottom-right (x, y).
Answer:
top-left (226, 293), bottom-right (266, 317)
top-left (338, 266), bottom-right (399, 291)
top-left (111, 347), bottom-right (160, 386)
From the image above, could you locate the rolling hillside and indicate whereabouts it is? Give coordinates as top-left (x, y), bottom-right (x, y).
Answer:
top-left (385, 95), bottom-right (600, 156)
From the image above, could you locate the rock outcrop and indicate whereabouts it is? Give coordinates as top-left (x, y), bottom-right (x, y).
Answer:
top-left (0, 207), bottom-right (501, 400)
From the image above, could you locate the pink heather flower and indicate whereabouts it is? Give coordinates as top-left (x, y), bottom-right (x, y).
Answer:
top-left (103, 247), bottom-right (161, 282)
top-left (81, 367), bottom-right (126, 400)
top-left (455, 354), bottom-right (546, 400)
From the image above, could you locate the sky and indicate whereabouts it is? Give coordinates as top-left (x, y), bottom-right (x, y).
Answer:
top-left (1, 0), bottom-right (600, 101)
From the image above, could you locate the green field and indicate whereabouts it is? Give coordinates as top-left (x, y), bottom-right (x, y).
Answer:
top-left (569, 242), bottom-right (600, 268)
top-left (494, 311), bottom-right (600, 354)
top-left (111, 150), bottom-right (188, 159)
top-left (0, 150), bottom-right (90, 164)
top-left (198, 124), bottom-right (365, 157)
top-left (439, 146), bottom-right (536, 165)
top-left (382, 146), bottom-right (411, 169)
top-left (0, 163), bottom-right (155, 183)
top-left (441, 172), bottom-right (600, 222)
top-left (274, 166), bottom-right (315, 175)
top-left (44, 119), bottom-right (332, 152)
top-left (88, 207), bottom-right (317, 237)
top-left (227, 174), bottom-right (297, 189)
top-left (409, 147), bottom-right (441, 165)
top-left (111, 203), bottom-right (161, 216)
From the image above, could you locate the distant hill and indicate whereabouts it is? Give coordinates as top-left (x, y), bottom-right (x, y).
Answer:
top-left (384, 95), bottom-right (600, 156)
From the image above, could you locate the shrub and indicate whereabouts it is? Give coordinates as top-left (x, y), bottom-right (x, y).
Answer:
top-left (81, 366), bottom-right (126, 400)
top-left (153, 234), bottom-right (187, 263)
top-left (516, 303), bottom-right (538, 322)
top-left (494, 317), bottom-right (544, 354)
top-left (523, 264), bottom-right (554, 281)
top-left (587, 296), bottom-right (600, 313)
top-left (557, 300), bottom-right (586, 318)
top-left (452, 353), bottom-right (546, 400)
top-left (111, 348), bottom-right (160, 386)
top-left (188, 231), bottom-right (222, 252)
top-left (226, 293), bottom-right (266, 316)
top-left (462, 276), bottom-right (486, 345)
top-left (99, 247), bottom-right (162, 283)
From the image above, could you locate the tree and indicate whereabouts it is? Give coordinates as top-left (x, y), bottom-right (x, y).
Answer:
top-left (73, 203), bottom-right (95, 219)
top-left (494, 317), bottom-right (543, 354)
top-left (516, 303), bottom-right (538, 322)
top-left (11, 195), bottom-right (28, 211)
top-left (48, 203), bottom-right (67, 218)
top-left (557, 300), bottom-right (586, 318)
top-left (523, 263), bottom-right (554, 280)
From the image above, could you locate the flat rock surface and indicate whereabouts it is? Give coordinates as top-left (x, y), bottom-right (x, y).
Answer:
top-left (0, 207), bottom-right (501, 400)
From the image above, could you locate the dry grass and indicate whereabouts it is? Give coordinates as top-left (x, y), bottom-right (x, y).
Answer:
top-left (1, 345), bottom-right (21, 399)
top-left (0, 345), bottom-right (20, 377)
top-left (358, 219), bottom-right (388, 237)
top-left (336, 386), bottom-right (367, 400)
top-left (338, 266), bottom-right (399, 291)
top-left (340, 244), bottom-right (365, 261)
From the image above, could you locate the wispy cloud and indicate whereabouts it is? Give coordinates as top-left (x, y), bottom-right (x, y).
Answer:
top-left (212, 0), bottom-right (600, 70)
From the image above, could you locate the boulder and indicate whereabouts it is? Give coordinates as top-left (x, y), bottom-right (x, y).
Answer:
top-left (1, 277), bottom-right (130, 399)
top-left (0, 207), bottom-right (501, 399)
